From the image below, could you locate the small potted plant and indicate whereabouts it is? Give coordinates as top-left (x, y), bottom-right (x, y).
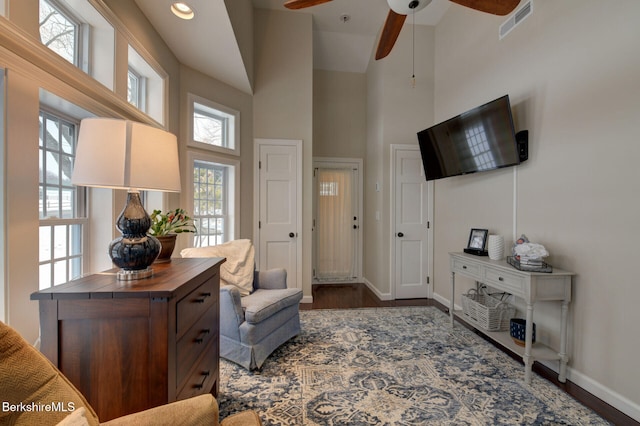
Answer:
top-left (149, 208), bottom-right (196, 263)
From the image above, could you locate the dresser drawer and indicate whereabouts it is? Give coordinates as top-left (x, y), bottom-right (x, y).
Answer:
top-left (176, 275), bottom-right (218, 338)
top-left (484, 267), bottom-right (525, 296)
top-left (176, 305), bottom-right (218, 387)
top-left (177, 340), bottom-right (218, 400)
top-left (452, 257), bottom-right (481, 279)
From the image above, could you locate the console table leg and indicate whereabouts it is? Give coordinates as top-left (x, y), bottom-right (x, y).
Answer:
top-left (558, 300), bottom-right (570, 383)
top-left (450, 271), bottom-right (455, 327)
top-left (524, 303), bottom-right (534, 385)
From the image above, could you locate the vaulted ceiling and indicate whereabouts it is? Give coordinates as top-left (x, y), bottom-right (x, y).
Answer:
top-left (134, 0), bottom-right (450, 94)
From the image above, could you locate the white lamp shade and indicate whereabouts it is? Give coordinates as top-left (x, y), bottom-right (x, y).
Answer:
top-left (72, 118), bottom-right (181, 192)
top-left (387, 0), bottom-right (431, 15)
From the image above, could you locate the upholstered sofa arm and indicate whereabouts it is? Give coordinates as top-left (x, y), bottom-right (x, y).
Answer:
top-left (253, 268), bottom-right (287, 290)
top-left (101, 394), bottom-right (218, 426)
top-left (220, 286), bottom-right (245, 338)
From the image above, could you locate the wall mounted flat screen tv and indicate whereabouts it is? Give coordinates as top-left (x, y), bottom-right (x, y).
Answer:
top-left (417, 95), bottom-right (520, 181)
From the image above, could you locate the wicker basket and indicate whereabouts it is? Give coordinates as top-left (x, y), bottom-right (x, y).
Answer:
top-left (461, 288), bottom-right (515, 331)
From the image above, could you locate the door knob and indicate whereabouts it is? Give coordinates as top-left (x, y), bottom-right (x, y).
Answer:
top-left (289, 232), bottom-right (295, 238)
top-left (397, 232), bottom-right (404, 237)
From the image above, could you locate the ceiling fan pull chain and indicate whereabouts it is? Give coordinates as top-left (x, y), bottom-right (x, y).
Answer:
top-left (411, 11), bottom-right (416, 88)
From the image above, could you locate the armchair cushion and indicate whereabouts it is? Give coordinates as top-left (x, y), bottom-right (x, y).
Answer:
top-left (101, 394), bottom-right (219, 426)
top-left (57, 408), bottom-right (90, 426)
top-left (242, 289), bottom-right (303, 324)
top-left (253, 268), bottom-right (287, 290)
top-left (0, 321), bottom-right (100, 426)
top-left (1, 321), bottom-right (262, 426)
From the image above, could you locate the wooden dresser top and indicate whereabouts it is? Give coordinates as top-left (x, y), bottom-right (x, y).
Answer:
top-left (31, 257), bottom-right (225, 300)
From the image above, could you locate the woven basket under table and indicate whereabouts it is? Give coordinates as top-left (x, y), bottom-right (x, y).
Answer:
top-left (461, 288), bottom-right (515, 331)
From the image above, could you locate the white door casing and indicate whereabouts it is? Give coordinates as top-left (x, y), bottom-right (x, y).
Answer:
top-left (312, 157), bottom-right (363, 283)
top-left (391, 145), bottom-right (433, 299)
top-left (254, 139), bottom-right (302, 289)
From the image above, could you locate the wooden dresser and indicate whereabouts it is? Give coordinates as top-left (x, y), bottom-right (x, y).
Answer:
top-left (31, 257), bottom-right (224, 422)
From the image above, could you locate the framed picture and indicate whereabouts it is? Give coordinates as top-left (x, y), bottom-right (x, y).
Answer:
top-left (467, 228), bottom-right (488, 252)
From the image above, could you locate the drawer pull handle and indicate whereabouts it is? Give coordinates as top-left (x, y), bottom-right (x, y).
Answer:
top-left (194, 292), bottom-right (212, 304)
top-left (194, 329), bottom-right (211, 344)
top-left (194, 371), bottom-right (210, 390)
top-left (462, 266), bottom-right (467, 269)
top-left (498, 277), bottom-right (504, 281)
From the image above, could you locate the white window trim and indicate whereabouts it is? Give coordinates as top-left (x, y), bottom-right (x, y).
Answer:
top-left (187, 93), bottom-right (240, 156)
top-left (186, 150), bottom-right (240, 247)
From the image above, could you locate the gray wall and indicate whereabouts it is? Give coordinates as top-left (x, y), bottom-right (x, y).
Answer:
top-left (432, 0), bottom-right (640, 415)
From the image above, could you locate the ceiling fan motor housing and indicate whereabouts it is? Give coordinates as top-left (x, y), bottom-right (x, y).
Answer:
top-left (387, 0), bottom-right (431, 15)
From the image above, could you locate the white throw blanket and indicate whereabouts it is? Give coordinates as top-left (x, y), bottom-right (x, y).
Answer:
top-left (180, 239), bottom-right (255, 296)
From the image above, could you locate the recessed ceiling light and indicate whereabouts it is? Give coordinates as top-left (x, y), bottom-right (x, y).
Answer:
top-left (171, 2), bottom-right (194, 20)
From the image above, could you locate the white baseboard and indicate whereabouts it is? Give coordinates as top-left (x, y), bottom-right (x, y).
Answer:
top-left (301, 295), bottom-right (313, 304)
top-left (362, 277), bottom-right (393, 301)
top-left (556, 362), bottom-right (640, 421)
top-left (434, 291), bottom-right (640, 422)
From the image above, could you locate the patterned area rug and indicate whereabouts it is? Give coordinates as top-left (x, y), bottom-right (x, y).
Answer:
top-left (218, 307), bottom-right (609, 425)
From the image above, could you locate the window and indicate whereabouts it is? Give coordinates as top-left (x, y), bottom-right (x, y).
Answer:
top-left (188, 94), bottom-right (240, 156)
top-left (128, 44), bottom-right (166, 124)
top-left (39, 0), bottom-right (115, 89)
top-left (127, 67), bottom-right (145, 110)
top-left (39, 110), bottom-right (87, 289)
top-left (189, 153), bottom-right (239, 247)
top-left (39, 0), bottom-right (80, 65)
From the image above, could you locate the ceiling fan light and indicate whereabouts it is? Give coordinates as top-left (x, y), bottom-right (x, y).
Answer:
top-left (387, 0), bottom-right (431, 15)
top-left (171, 2), bottom-right (195, 20)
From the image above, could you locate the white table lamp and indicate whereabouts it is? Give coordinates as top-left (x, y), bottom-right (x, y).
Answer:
top-left (72, 118), bottom-right (181, 281)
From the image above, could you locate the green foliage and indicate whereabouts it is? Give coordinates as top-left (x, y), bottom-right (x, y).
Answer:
top-left (149, 208), bottom-right (196, 236)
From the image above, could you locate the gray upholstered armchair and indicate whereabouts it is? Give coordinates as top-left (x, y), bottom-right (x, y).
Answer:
top-left (181, 241), bottom-right (303, 370)
top-left (220, 268), bottom-right (303, 370)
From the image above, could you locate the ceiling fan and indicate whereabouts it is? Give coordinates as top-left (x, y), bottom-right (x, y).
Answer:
top-left (284, 0), bottom-right (520, 60)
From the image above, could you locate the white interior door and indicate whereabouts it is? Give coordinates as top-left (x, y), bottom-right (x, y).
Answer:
top-left (392, 145), bottom-right (431, 299)
top-left (255, 140), bottom-right (301, 289)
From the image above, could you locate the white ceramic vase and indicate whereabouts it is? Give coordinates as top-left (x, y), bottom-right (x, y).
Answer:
top-left (488, 235), bottom-right (505, 260)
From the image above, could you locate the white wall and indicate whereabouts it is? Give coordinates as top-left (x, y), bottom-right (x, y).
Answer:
top-left (432, 0), bottom-right (640, 418)
top-left (253, 9), bottom-right (313, 297)
top-left (364, 24), bottom-right (435, 296)
top-left (313, 69), bottom-right (366, 159)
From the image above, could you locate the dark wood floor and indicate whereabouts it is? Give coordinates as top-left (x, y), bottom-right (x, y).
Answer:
top-left (301, 283), bottom-right (639, 426)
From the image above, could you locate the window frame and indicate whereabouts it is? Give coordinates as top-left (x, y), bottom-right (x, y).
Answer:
top-left (38, 0), bottom-right (116, 89)
top-left (38, 107), bottom-right (89, 290)
top-left (127, 66), bottom-right (146, 110)
top-left (187, 93), bottom-right (240, 156)
top-left (39, 0), bottom-right (82, 67)
top-left (186, 151), bottom-right (240, 248)
top-left (127, 43), bottom-right (167, 125)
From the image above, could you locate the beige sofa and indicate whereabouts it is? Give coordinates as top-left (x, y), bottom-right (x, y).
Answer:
top-left (0, 321), bottom-right (261, 426)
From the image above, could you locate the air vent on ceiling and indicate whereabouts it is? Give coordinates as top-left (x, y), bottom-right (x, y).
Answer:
top-left (499, 0), bottom-right (532, 40)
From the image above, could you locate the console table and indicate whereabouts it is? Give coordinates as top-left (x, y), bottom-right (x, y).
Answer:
top-left (449, 252), bottom-right (573, 384)
top-left (31, 257), bottom-right (224, 421)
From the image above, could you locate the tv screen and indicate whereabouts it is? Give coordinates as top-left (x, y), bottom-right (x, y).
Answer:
top-left (417, 95), bottom-right (520, 181)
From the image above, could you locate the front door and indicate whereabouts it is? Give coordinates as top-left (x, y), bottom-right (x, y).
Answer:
top-left (392, 145), bottom-right (431, 299)
top-left (255, 139), bottom-right (302, 289)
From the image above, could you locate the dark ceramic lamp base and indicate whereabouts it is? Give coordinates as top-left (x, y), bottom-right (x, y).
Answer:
top-left (109, 191), bottom-right (160, 281)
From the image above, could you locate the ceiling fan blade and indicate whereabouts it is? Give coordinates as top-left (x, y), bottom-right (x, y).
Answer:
top-left (449, 0), bottom-right (520, 16)
top-left (284, 0), bottom-right (332, 10)
top-left (375, 9), bottom-right (407, 60)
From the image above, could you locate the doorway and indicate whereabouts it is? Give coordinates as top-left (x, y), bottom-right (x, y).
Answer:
top-left (313, 158), bottom-right (363, 283)
top-left (254, 139), bottom-right (302, 289)
top-left (390, 145), bottom-right (433, 299)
